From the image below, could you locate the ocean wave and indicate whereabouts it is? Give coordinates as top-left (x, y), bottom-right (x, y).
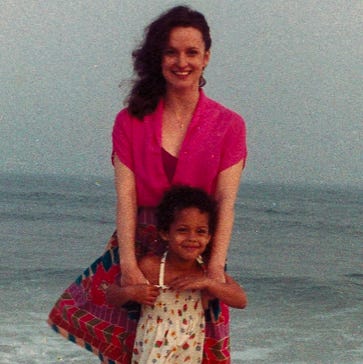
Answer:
top-left (0, 211), bottom-right (113, 224)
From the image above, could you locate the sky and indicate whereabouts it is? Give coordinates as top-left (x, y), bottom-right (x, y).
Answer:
top-left (1, 0), bottom-right (362, 188)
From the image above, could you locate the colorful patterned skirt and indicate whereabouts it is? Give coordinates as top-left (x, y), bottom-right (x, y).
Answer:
top-left (47, 211), bottom-right (231, 363)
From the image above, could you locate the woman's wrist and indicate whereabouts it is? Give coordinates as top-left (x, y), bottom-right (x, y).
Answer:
top-left (120, 262), bottom-right (146, 286)
top-left (120, 261), bottom-right (139, 275)
top-left (207, 261), bottom-right (226, 282)
top-left (119, 251), bottom-right (138, 270)
top-left (208, 257), bottom-right (226, 271)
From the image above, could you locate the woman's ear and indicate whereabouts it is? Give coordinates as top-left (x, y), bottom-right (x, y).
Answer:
top-left (203, 50), bottom-right (211, 68)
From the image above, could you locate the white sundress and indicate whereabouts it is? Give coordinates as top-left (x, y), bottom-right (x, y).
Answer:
top-left (132, 251), bottom-right (206, 364)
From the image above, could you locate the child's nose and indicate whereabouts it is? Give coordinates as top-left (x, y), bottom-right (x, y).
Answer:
top-left (187, 231), bottom-right (198, 241)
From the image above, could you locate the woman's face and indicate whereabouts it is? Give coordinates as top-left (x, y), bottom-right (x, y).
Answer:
top-left (162, 26), bottom-right (210, 92)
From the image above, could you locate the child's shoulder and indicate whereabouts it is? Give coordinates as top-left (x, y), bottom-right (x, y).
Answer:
top-left (139, 254), bottom-right (162, 284)
top-left (139, 254), bottom-right (161, 266)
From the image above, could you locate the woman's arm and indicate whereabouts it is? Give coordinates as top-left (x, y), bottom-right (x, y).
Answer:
top-left (209, 160), bottom-right (244, 281)
top-left (114, 155), bottom-right (146, 285)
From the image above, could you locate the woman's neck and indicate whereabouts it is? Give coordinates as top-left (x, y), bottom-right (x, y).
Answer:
top-left (164, 88), bottom-right (200, 116)
top-left (161, 88), bottom-right (201, 156)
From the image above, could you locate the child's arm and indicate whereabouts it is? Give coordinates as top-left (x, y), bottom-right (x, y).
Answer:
top-left (170, 273), bottom-right (247, 309)
top-left (105, 283), bottom-right (160, 307)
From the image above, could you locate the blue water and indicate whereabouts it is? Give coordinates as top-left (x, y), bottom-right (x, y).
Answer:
top-left (0, 173), bottom-right (362, 363)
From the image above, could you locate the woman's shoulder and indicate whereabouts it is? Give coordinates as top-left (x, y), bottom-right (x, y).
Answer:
top-left (202, 93), bottom-right (245, 124)
top-left (114, 100), bottom-right (162, 126)
top-left (113, 106), bottom-right (144, 134)
top-left (114, 106), bottom-right (132, 123)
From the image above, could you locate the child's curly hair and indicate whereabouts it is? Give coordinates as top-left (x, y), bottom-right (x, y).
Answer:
top-left (156, 185), bottom-right (218, 235)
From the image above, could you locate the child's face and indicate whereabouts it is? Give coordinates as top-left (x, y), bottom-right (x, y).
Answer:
top-left (160, 207), bottom-right (211, 261)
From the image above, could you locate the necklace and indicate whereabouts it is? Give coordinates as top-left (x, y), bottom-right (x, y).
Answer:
top-left (166, 110), bottom-right (186, 130)
top-left (176, 118), bottom-right (184, 130)
top-left (164, 105), bottom-right (192, 130)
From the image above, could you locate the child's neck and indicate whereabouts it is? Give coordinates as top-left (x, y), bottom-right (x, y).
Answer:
top-left (165, 251), bottom-right (200, 273)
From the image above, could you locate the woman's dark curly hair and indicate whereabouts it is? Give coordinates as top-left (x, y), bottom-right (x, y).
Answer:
top-left (126, 6), bottom-right (212, 119)
top-left (156, 185), bottom-right (218, 236)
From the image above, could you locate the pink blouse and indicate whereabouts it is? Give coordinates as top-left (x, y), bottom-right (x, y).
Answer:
top-left (112, 90), bottom-right (247, 207)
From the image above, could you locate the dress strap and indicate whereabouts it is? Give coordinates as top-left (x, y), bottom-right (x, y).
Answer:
top-left (158, 251), bottom-right (206, 288)
top-left (158, 251), bottom-right (168, 288)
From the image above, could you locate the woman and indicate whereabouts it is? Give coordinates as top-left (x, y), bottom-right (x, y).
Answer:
top-left (48, 6), bottom-right (247, 364)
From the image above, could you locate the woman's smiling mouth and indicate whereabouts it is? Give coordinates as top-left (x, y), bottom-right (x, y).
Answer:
top-left (173, 70), bottom-right (192, 77)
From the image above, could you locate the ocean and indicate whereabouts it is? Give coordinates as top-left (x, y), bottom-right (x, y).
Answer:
top-left (0, 173), bottom-right (362, 363)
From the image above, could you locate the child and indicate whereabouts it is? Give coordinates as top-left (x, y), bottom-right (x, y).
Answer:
top-left (107, 185), bottom-right (247, 363)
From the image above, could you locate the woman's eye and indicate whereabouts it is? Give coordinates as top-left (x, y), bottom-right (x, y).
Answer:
top-left (187, 49), bottom-right (199, 56)
top-left (163, 49), bottom-right (175, 56)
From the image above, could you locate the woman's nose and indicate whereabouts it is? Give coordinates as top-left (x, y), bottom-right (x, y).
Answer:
top-left (176, 53), bottom-right (188, 67)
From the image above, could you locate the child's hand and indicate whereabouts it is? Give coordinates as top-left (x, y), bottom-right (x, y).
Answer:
top-left (129, 284), bottom-right (160, 306)
top-left (170, 274), bottom-right (247, 309)
top-left (105, 283), bottom-right (160, 307)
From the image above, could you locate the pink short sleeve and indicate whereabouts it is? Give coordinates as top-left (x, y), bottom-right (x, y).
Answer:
top-left (111, 109), bottom-right (134, 171)
top-left (219, 114), bottom-right (247, 171)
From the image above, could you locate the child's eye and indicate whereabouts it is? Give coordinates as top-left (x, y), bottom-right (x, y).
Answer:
top-left (176, 227), bottom-right (188, 233)
top-left (197, 228), bottom-right (208, 235)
